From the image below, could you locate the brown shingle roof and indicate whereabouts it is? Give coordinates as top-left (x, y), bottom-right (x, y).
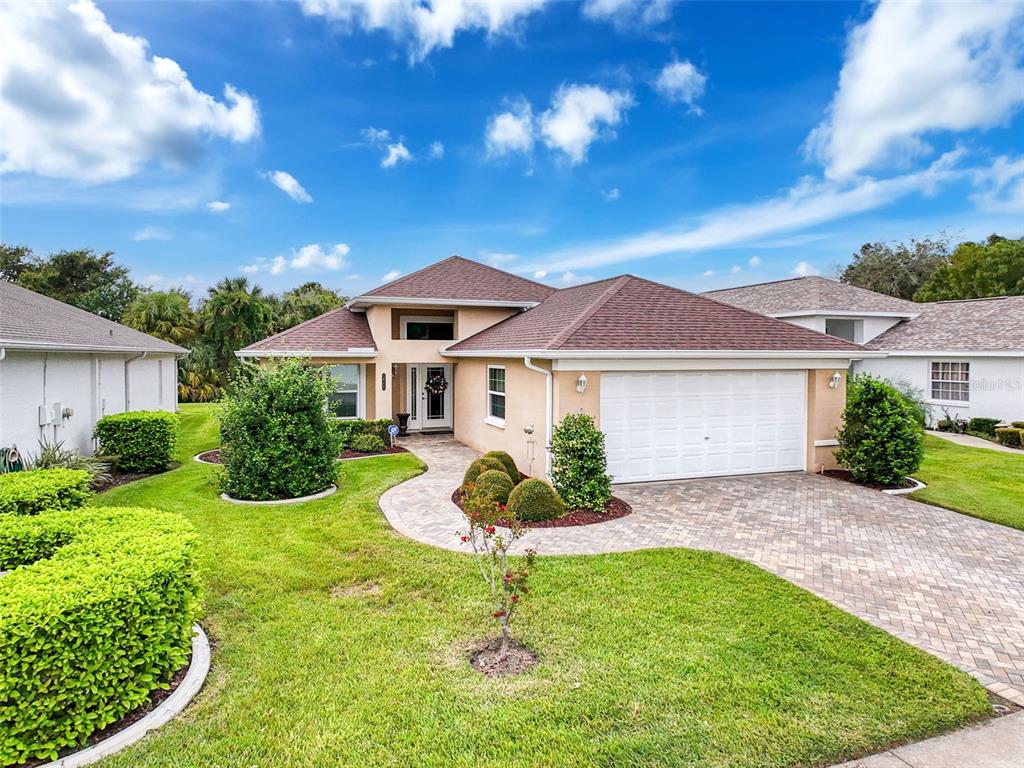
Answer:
top-left (705, 275), bottom-right (919, 315)
top-left (360, 255), bottom-right (555, 304)
top-left (867, 296), bottom-right (1024, 352)
top-left (238, 307), bottom-right (376, 355)
top-left (0, 280), bottom-right (185, 354)
top-left (448, 275), bottom-right (865, 353)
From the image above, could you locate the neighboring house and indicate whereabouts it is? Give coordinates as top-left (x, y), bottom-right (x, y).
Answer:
top-left (706, 277), bottom-right (1024, 425)
top-left (0, 281), bottom-right (185, 461)
top-left (240, 256), bottom-right (878, 483)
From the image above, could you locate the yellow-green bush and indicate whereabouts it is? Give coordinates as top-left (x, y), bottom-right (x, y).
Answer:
top-left (482, 450), bottom-right (519, 481)
top-left (0, 468), bottom-right (92, 515)
top-left (94, 411), bottom-right (180, 472)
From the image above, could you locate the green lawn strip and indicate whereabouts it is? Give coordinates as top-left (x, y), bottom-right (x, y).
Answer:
top-left (912, 434), bottom-right (1024, 531)
top-left (90, 405), bottom-right (988, 768)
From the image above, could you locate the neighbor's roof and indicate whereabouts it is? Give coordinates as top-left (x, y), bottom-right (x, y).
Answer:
top-left (0, 280), bottom-right (186, 354)
top-left (704, 275), bottom-right (919, 315)
top-left (353, 255), bottom-right (556, 306)
top-left (238, 306), bottom-right (377, 356)
top-left (867, 296), bottom-right (1024, 352)
top-left (447, 275), bottom-right (866, 354)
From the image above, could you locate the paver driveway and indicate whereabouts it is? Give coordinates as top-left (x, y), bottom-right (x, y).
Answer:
top-left (382, 435), bottom-right (1024, 705)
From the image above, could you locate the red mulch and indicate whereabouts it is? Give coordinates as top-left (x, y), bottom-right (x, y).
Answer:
top-left (822, 469), bottom-right (916, 492)
top-left (339, 446), bottom-right (409, 460)
top-left (451, 488), bottom-right (632, 528)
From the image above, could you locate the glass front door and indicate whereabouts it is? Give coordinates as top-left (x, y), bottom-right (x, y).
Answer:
top-left (407, 363), bottom-right (452, 430)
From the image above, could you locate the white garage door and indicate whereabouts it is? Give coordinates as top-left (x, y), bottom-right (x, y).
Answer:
top-left (600, 370), bottom-right (807, 483)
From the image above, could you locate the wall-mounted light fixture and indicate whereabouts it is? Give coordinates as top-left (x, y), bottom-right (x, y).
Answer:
top-left (391, 363), bottom-right (399, 376)
top-left (576, 373), bottom-right (588, 394)
top-left (828, 371), bottom-right (842, 389)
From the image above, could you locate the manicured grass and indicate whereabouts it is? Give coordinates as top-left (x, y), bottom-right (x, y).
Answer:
top-left (93, 404), bottom-right (988, 768)
top-left (912, 434), bottom-right (1024, 531)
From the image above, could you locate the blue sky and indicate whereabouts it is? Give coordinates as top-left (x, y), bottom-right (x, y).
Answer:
top-left (1, 0), bottom-right (1022, 298)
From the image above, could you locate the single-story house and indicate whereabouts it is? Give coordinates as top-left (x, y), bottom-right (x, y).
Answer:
top-left (239, 257), bottom-right (881, 483)
top-left (706, 276), bottom-right (1024, 425)
top-left (0, 280), bottom-right (185, 462)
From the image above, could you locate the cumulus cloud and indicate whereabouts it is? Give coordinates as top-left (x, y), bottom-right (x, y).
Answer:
top-left (0, 1), bottom-right (259, 184)
top-left (381, 142), bottom-right (413, 168)
top-left (729, 265), bottom-right (741, 274)
top-left (602, 187), bottom-right (621, 202)
top-left (791, 261), bottom-right (820, 277)
top-left (702, 269), bottom-right (715, 277)
top-left (243, 243), bottom-right (350, 275)
top-left (971, 154), bottom-right (1024, 214)
top-left (485, 100), bottom-right (535, 158)
top-left (300, 0), bottom-right (549, 63)
top-left (479, 250), bottom-right (519, 267)
top-left (264, 170), bottom-right (313, 203)
top-left (806, 0), bottom-right (1024, 179)
top-left (381, 269), bottom-right (402, 281)
top-left (581, 0), bottom-right (674, 29)
top-left (362, 126), bottom-right (414, 168)
top-left (206, 200), bottom-right (231, 213)
top-left (654, 59), bottom-right (707, 111)
top-left (133, 225), bottom-right (172, 241)
top-left (539, 84), bottom-right (634, 165)
top-left (428, 141), bottom-right (445, 159)
top-left (748, 256), bottom-right (762, 267)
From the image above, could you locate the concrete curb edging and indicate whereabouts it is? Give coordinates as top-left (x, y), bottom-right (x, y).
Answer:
top-left (40, 624), bottom-right (211, 768)
top-left (193, 451), bottom-right (220, 465)
top-left (882, 477), bottom-right (926, 496)
top-left (219, 485), bottom-right (337, 505)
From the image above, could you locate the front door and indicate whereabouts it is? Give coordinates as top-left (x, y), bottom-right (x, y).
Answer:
top-left (407, 363), bottom-right (453, 431)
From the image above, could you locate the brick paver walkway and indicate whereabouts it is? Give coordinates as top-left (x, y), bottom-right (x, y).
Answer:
top-left (383, 434), bottom-right (1024, 705)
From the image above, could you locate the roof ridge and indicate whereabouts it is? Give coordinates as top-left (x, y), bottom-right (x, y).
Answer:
top-left (705, 275), bottom-right (825, 294)
top-left (549, 275), bottom-right (633, 349)
top-left (461, 257), bottom-right (557, 292)
top-left (239, 305), bottom-right (357, 350)
top-left (363, 255), bottom-right (555, 298)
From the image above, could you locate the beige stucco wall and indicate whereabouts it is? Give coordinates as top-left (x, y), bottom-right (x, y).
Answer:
top-left (552, 369), bottom-right (601, 425)
top-left (806, 368), bottom-right (847, 472)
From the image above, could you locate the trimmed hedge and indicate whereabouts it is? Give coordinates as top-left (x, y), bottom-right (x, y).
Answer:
top-left (474, 469), bottom-right (514, 505)
top-left (967, 417), bottom-right (1002, 438)
top-left (1012, 421), bottom-right (1024, 430)
top-left (349, 433), bottom-right (386, 453)
top-left (336, 419), bottom-right (394, 449)
top-left (94, 411), bottom-right (180, 472)
top-left (995, 427), bottom-right (1023, 448)
top-left (0, 468), bottom-right (92, 516)
top-left (462, 456), bottom-right (509, 489)
top-left (0, 507), bottom-right (202, 764)
top-left (508, 478), bottom-right (566, 522)
top-left (483, 450), bottom-right (519, 481)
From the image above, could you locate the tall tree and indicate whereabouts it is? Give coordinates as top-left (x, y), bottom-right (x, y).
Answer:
top-left (838, 236), bottom-right (951, 300)
top-left (915, 235), bottom-right (1024, 301)
top-left (122, 289), bottom-right (198, 345)
top-left (199, 277), bottom-right (275, 371)
top-left (0, 244), bottom-right (34, 282)
top-left (178, 343), bottom-right (223, 403)
top-left (274, 281), bottom-right (346, 331)
top-left (17, 248), bottom-right (144, 321)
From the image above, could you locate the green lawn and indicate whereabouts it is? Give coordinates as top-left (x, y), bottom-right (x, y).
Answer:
top-left (912, 434), bottom-right (1024, 531)
top-left (92, 404), bottom-right (988, 768)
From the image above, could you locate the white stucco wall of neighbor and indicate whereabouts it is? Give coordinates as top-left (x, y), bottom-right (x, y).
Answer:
top-left (855, 355), bottom-right (1024, 425)
top-left (0, 351), bottom-right (179, 459)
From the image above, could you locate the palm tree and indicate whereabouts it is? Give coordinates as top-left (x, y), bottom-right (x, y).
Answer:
top-left (177, 344), bottom-right (223, 402)
top-left (122, 289), bottom-right (198, 345)
top-left (199, 277), bottom-right (275, 372)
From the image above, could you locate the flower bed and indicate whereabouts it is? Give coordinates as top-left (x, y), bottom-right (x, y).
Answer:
top-left (451, 487), bottom-right (632, 528)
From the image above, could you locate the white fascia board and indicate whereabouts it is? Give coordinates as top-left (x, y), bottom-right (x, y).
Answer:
top-left (0, 339), bottom-right (185, 354)
top-left (878, 349), bottom-right (1024, 358)
top-left (550, 357), bottom-right (865, 372)
top-left (769, 310), bottom-right (918, 319)
top-left (346, 296), bottom-right (539, 310)
top-left (235, 349), bottom-right (378, 359)
top-left (443, 348), bottom-right (884, 361)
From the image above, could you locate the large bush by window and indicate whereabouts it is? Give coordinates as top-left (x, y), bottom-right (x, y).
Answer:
top-left (219, 359), bottom-right (340, 500)
top-left (835, 374), bottom-right (924, 486)
top-left (0, 468), bottom-right (92, 516)
top-left (550, 413), bottom-right (611, 512)
top-left (0, 507), bottom-right (201, 765)
top-left (94, 411), bottom-right (180, 472)
top-left (336, 418), bottom-right (394, 449)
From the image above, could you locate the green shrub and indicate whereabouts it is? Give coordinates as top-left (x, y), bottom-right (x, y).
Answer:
top-left (508, 478), bottom-right (566, 522)
top-left (995, 427), bottom-right (1023, 448)
top-left (1012, 421), bottom-right (1024, 430)
top-left (550, 413), bottom-right (611, 512)
top-left (94, 411), bottom-right (179, 472)
top-left (483, 450), bottom-right (519, 480)
top-left (474, 469), bottom-right (514, 505)
top-left (0, 507), bottom-right (202, 764)
top-left (336, 418), bottom-right (394, 448)
top-left (0, 468), bottom-right (92, 516)
top-left (461, 456), bottom-right (508, 489)
top-left (836, 375), bottom-right (924, 486)
top-left (219, 360), bottom-right (341, 501)
top-left (966, 417), bottom-right (1001, 438)
top-left (349, 433), bottom-right (386, 453)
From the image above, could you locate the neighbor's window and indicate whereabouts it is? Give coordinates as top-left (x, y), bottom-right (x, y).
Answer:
top-left (487, 366), bottom-right (506, 423)
top-left (930, 361), bottom-right (969, 402)
top-left (402, 317), bottom-right (455, 340)
top-left (327, 364), bottom-right (360, 419)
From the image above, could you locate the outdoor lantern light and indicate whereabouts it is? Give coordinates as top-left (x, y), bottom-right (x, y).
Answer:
top-left (829, 371), bottom-right (842, 389)
top-left (576, 373), bottom-right (588, 393)
top-left (391, 363), bottom-right (399, 376)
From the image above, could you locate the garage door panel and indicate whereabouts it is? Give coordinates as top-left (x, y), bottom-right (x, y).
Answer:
top-left (601, 370), bottom-right (807, 483)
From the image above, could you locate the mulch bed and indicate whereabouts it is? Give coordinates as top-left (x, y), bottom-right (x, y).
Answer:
top-left (92, 465), bottom-right (175, 492)
top-left (451, 488), bottom-right (632, 528)
top-left (469, 638), bottom-right (538, 677)
top-left (195, 449), bottom-right (222, 464)
top-left (822, 469), bottom-right (916, 492)
top-left (339, 446), bottom-right (409, 460)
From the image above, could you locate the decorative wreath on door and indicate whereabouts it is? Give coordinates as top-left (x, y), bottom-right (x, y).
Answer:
top-left (424, 373), bottom-right (449, 395)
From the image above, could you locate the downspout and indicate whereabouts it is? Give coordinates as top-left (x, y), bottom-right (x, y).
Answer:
top-left (523, 356), bottom-right (552, 478)
top-left (124, 352), bottom-right (147, 411)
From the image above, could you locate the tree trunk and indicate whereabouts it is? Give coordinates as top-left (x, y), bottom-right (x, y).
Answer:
top-left (498, 620), bottom-right (511, 661)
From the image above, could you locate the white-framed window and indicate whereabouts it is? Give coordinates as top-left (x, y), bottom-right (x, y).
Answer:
top-left (486, 365), bottom-right (506, 426)
top-left (327, 364), bottom-right (362, 419)
top-left (401, 315), bottom-right (455, 341)
top-left (930, 361), bottom-right (969, 402)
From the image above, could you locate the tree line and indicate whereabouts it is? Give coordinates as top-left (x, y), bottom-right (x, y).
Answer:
top-left (1, 245), bottom-right (346, 402)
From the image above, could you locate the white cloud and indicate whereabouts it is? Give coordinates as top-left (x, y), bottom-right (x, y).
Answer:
top-left (533, 270), bottom-right (548, 279)
top-left (361, 126), bottom-right (392, 145)
top-left (581, 0), bottom-right (674, 29)
top-left (806, 0), bottom-right (1024, 179)
top-left (362, 127), bottom-right (413, 168)
top-left (381, 141), bottom-right (413, 168)
top-left (141, 273), bottom-right (203, 291)
top-left (602, 187), bottom-right (621, 202)
top-left (264, 170), bottom-right (312, 203)
top-left (791, 261), bottom-right (820, 277)
top-left (729, 265), bottom-right (741, 274)
top-left (748, 256), bottom-right (762, 267)
top-left (702, 269), bottom-right (715, 277)
top-left (206, 200), bottom-right (231, 213)
top-left (485, 100), bottom-right (535, 158)
top-left (429, 141), bottom-right (445, 159)
top-left (553, 271), bottom-right (593, 286)
top-left (480, 250), bottom-right (518, 267)
top-left (133, 225), bottom-right (172, 241)
top-left (539, 84), bottom-right (634, 165)
top-left (381, 269), bottom-right (402, 281)
top-left (0, 1), bottom-right (259, 184)
top-left (300, 0), bottom-right (549, 63)
top-left (971, 154), bottom-right (1024, 214)
top-left (654, 59), bottom-right (707, 111)
top-left (243, 243), bottom-right (350, 276)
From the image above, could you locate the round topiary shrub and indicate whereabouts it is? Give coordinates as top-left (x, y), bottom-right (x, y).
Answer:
top-left (835, 374), bottom-right (924, 486)
top-left (483, 450), bottom-right (519, 481)
top-left (474, 469), bottom-right (515, 505)
top-left (219, 359), bottom-right (341, 501)
top-left (462, 456), bottom-right (509, 489)
top-left (0, 506), bottom-right (202, 765)
top-left (550, 413), bottom-right (612, 512)
top-left (349, 433), bottom-right (386, 453)
top-left (0, 468), bottom-right (92, 516)
top-left (508, 478), bottom-right (566, 522)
